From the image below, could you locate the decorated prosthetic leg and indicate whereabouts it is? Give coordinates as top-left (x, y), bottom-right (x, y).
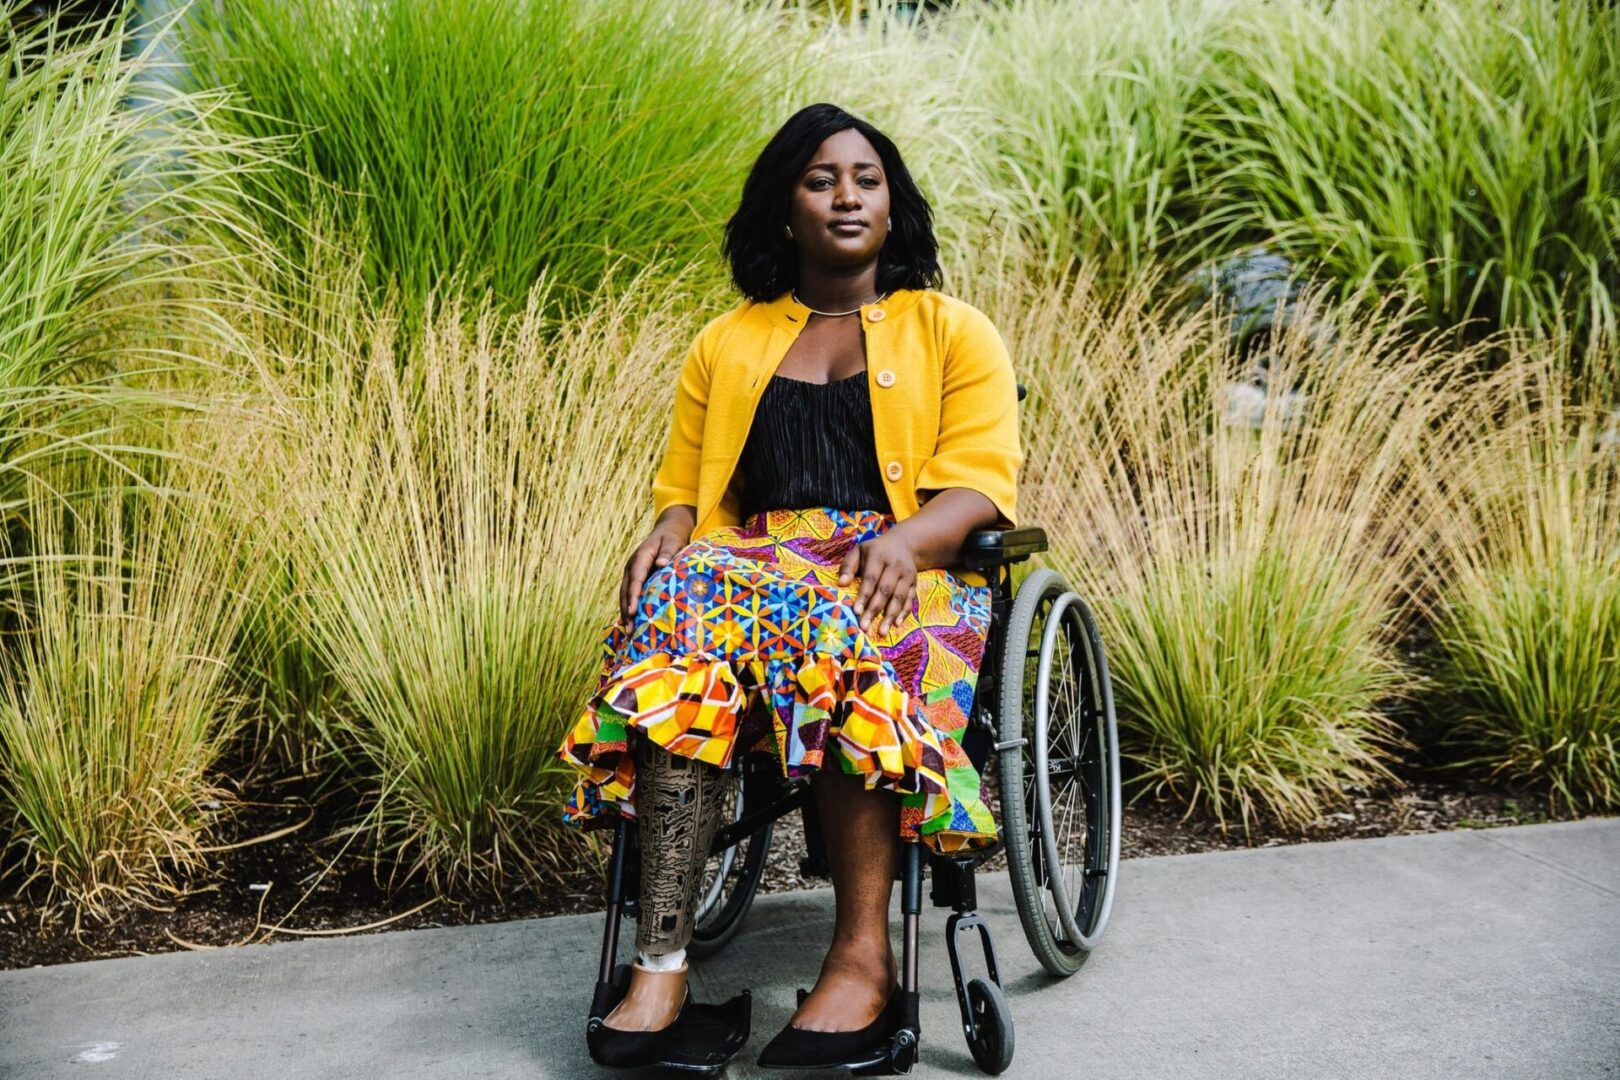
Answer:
top-left (586, 742), bottom-right (752, 1074)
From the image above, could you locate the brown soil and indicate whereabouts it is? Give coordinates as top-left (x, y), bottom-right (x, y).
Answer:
top-left (1, 755), bottom-right (1601, 972)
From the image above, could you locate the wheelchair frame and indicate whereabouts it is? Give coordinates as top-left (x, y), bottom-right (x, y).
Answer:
top-left (586, 523), bottom-right (1121, 1076)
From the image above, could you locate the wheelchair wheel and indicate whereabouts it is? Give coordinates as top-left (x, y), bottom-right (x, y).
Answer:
top-left (686, 760), bottom-right (775, 959)
top-left (965, 977), bottom-right (1015, 1075)
top-left (996, 567), bottom-right (1122, 977)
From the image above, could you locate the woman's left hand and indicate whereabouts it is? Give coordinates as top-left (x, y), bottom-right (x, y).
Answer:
top-left (838, 530), bottom-right (919, 637)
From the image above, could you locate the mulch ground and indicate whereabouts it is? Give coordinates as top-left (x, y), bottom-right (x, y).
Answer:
top-left (1, 754), bottom-right (1601, 972)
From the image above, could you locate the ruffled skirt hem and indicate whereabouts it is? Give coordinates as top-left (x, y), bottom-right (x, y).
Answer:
top-left (558, 646), bottom-right (996, 854)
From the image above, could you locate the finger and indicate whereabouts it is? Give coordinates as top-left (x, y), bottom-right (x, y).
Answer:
top-left (880, 578), bottom-right (911, 636)
top-left (838, 545), bottom-right (861, 589)
top-left (867, 563), bottom-right (903, 632)
top-left (855, 556), bottom-right (888, 622)
top-left (619, 559), bottom-right (632, 621)
top-left (884, 568), bottom-right (913, 634)
top-left (623, 568), bottom-right (641, 622)
top-left (626, 569), bottom-right (647, 620)
top-left (852, 546), bottom-right (875, 615)
top-left (624, 543), bottom-right (656, 620)
top-left (653, 534), bottom-right (678, 569)
top-left (634, 537), bottom-right (679, 619)
top-left (861, 562), bottom-right (898, 631)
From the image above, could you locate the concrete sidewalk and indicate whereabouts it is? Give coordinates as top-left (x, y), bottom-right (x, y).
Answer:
top-left (2, 818), bottom-right (1616, 1079)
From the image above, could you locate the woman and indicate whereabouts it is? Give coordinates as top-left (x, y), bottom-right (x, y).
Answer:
top-left (558, 101), bottom-right (1022, 1072)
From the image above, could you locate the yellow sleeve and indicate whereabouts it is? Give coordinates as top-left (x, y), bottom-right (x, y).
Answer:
top-left (914, 305), bottom-right (1023, 529)
top-left (650, 324), bottom-right (713, 522)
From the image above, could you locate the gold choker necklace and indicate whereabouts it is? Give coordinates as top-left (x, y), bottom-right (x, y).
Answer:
top-left (792, 291), bottom-right (889, 318)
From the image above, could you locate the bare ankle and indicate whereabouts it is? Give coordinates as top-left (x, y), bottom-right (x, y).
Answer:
top-left (825, 935), bottom-right (897, 981)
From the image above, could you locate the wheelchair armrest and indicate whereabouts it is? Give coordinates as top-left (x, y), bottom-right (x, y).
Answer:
top-left (957, 526), bottom-right (1048, 570)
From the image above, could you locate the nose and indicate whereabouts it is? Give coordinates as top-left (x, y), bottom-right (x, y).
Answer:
top-left (832, 175), bottom-right (861, 210)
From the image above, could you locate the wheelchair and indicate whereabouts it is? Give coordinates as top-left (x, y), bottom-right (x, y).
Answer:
top-left (585, 463), bottom-right (1123, 1076)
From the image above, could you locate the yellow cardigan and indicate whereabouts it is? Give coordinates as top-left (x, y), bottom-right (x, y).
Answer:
top-left (650, 287), bottom-right (1023, 581)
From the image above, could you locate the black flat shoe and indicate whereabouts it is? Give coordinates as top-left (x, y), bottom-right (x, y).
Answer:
top-left (586, 984), bottom-right (752, 1074)
top-left (756, 983), bottom-right (903, 1070)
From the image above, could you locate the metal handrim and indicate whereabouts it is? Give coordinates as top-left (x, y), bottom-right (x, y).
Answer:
top-left (1033, 591), bottom-right (1119, 950)
top-left (1074, 594), bottom-right (1122, 946)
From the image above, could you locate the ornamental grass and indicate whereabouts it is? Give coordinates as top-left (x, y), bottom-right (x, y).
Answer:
top-left (0, 4), bottom-right (279, 506)
top-left (242, 262), bottom-right (708, 894)
top-left (3, 0), bottom-right (1617, 924)
top-left (952, 0), bottom-right (1620, 344)
top-left (177, 0), bottom-right (802, 315)
top-left (0, 439), bottom-right (262, 926)
top-left (1408, 339), bottom-right (1620, 813)
top-left (984, 260), bottom-right (1488, 834)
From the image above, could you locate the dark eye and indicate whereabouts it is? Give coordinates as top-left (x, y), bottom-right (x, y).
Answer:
top-left (860, 176), bottom-right (880, 186)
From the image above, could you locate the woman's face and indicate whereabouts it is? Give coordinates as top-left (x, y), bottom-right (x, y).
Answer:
top-left (786, 128), bottom-right (891, 271)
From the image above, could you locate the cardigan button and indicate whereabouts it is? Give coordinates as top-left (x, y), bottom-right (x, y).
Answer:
top-left (867, 308), bottom-right (885, 322)
top-left (885, 460), bottom-right (903, 481)
top-left (875, 368), bottom-right (896, 388)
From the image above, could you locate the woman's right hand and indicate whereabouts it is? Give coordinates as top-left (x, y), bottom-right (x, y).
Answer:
top-left (620, 515), bottom-right (693, 623)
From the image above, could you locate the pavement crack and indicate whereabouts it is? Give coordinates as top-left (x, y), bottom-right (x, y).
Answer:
top-left (1475, 830), bottom-right (1620, 900)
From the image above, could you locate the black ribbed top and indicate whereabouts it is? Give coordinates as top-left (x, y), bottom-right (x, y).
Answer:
top-left (736, 369), bottom-right (893, 521)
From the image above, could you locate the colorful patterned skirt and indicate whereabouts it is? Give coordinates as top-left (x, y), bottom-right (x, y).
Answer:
top-left (557, 506), bottom-right (998, 854)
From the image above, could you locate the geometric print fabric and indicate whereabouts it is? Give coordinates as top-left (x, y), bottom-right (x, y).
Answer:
top-left (557, 506), bottom-right (998, 853)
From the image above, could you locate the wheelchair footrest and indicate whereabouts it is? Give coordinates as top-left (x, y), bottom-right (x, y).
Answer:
top-left (586, 965), bottom-right (752, 1074)
top-left (849, 1031), bottom-right (918, 1076)
top-left (850, 992), bottom-right (920, 1076)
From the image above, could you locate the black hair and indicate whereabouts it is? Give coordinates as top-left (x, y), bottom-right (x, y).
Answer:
top-left (722, 103), bottom-right (942, 302)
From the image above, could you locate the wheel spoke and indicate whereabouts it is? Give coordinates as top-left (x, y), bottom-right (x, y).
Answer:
top-left (1054, 768), bottom-right (1080, 895)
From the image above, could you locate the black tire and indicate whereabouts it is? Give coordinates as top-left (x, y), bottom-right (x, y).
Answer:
top-left (965, 977), bottom-right (1015, 1075)
top-left (996, 568), bottom-right (1122, 977)
top-left (686, 760), bottom-right (775, 959)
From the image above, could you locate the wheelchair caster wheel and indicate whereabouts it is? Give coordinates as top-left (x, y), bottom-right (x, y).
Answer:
top-left (964, 978), bottom-right (1014, 1075)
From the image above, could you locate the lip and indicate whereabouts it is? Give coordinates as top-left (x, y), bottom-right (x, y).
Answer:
top-left (828, 218), bottom-right (867, 233)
